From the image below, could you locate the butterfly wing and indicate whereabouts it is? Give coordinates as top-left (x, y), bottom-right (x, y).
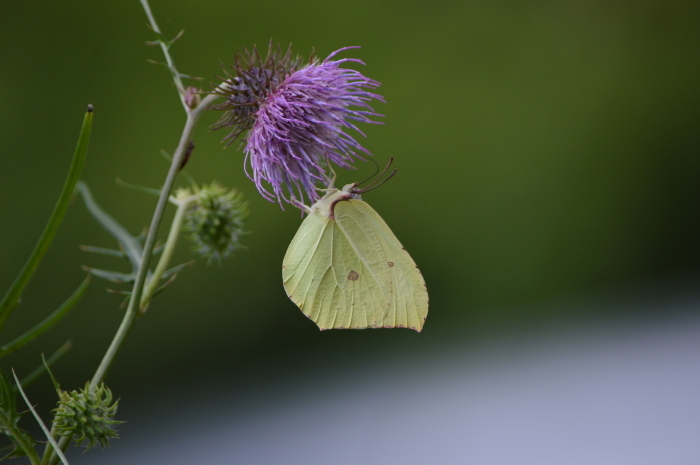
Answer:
top-left (283, 199), bottom-right (428, 331)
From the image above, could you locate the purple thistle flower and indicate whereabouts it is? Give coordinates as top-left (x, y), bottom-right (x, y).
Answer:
top-left (211, 44), bottom-right (383, 206)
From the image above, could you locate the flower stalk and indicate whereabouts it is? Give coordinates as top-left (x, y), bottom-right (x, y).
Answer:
top-left (140, 194), bottom-right (198, 311)
top-left (43, 1), bottom-right (224, 463)
top-left (45, 69), bottom-right (223, 465)
top-left (89, 93), bottom-right (218, 391)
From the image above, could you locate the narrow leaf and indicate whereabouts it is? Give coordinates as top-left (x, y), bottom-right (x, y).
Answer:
top-left (115, 178), bottom-right (162, 197)
top-left (17, 341), bottom-right (72, 389)
top-left (79, 245), bottom-right (125, 258)
top-left (170, 29), bottom-right (185, 44)
top-left (105, 289), bottom-right (132, 296)
top-left (0, 106), bottom-right (93, 333)
top-left (147, 59), bottom-right (169, 68)
top-left (178, 73), bottom-right (203, 81)
top-left (160, 261), bottom-right (194, 280)
top-left (82, 266), bottom-right (135, 283)
top-left (76, 181), bottom-right (144, 272)
top-left (41, 354), bottom-right (61, 393)
top-left (149, 272), bottom-right (179, 299)
top-left (0, 277), bottom-right (90, 358)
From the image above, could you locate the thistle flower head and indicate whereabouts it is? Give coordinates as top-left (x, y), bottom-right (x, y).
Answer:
top-left (52, 383), bottom-right (121, 450)
top-left (183, 182), bottom-right (248, 263)
top-left (211, 44), bottom-right (384, 206)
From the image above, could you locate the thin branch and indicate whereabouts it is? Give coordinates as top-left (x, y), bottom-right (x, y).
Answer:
top-left (139, 0), bottom-right (188, 110)
top-left (12, 371), bottom-right (68, 465)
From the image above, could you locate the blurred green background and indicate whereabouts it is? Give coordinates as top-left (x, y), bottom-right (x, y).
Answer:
top-left (1, 0), bottom-right (699, 429)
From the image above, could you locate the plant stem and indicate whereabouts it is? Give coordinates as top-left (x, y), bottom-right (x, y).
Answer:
top-left (8, 427), bottom-right (42, 465)
top-left (140, 195), bottom-right (198, 311)
top-left (44, 2), bottom-right (224, 462)
top-left (43, 92), bottom-right (221, 465)
top-left (89, 97), bottom-right (214, 391)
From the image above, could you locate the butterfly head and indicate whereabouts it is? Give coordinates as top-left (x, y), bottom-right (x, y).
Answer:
top-left (344, 183), bottom-right (364, 200)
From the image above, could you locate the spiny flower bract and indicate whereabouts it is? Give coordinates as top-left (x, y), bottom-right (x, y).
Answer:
top-left (211, 43), bottom-right (383, 206)
top-left (52, 383), bottom-right (122, 450)
top-left (183, 183), bottom-right (248, 263)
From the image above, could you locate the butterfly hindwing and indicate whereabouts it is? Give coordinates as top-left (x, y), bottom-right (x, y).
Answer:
top-left (336, 200), bottom-right (427, 330)
top-left (283, 196), bottom-right (428, 331)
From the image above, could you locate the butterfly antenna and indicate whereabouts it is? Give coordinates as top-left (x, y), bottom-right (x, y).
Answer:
top-left (361, 158), bottom-right (396, 192)
top-left (356, 158), bottom-right (397, 194)
top-left (357, 157), bottom-right (381, 187)
top-left (360, 169), bottom-right (397, 194)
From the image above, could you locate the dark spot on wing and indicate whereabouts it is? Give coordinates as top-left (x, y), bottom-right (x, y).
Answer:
top-left (388, 262), bottom-right (395, 267)
top-left (348, 270), bottom-right (359, 281)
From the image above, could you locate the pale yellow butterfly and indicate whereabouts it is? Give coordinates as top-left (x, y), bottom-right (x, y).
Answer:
top-left (282, 165), bottom-right (428, 331)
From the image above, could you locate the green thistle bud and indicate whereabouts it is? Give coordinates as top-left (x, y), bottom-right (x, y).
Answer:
top-left (184, 182), bottom-right (248, 262)
top-left (52, 382), bottom-right (122, 450)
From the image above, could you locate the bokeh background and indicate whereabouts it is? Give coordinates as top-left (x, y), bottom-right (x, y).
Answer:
top-left (1, 0), bottom-right (700, 463)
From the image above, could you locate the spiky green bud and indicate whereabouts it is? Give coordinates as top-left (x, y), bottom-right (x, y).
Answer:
top-left (184, 182), bottom-right (248, 262)
top-left (52, 382), bottom-right (122, 449)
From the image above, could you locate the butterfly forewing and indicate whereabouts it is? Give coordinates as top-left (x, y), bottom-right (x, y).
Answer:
top-left (283, 213), bottom-right (331, 313)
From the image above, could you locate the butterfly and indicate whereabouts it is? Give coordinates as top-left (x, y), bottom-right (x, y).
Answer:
top-left (283, 161), bottom-right (428, 331)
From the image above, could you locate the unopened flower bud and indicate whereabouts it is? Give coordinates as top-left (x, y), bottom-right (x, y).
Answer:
top-left (184, 86), bottom-right (202, 109)
top-left (52, 383), bottom-right (121, 449)
top-left (184, 182), bottom-right (248, 262)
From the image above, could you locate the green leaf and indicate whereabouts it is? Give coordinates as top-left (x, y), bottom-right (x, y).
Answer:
top-left (0, 277), bottom-right (90, 358)
top-left (16, 341), bottom-right (72, 389)
top-left (78, 245), bottom-right (125, 258)
top-left (161, 261), bottom-right (194, 280)
top-left (146, 59), bottom-right (169, 68)
top-left (41, 354), bottom-right (61, 393)
top-left (115, 178), bottom-right (162, 197)
top-left (76, 182), bottom-right (145, 274)
top-left (0, 106), bottom-right (93, 334)
top-left (149, 273), bottom-right (179, 299)
top-left (81, 267), bottom-right (135, 284)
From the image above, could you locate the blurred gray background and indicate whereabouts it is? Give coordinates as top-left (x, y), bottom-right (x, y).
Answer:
top-left (1, 0), bottom-right (699, 463)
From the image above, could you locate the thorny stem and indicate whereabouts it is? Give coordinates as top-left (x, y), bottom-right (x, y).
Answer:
top-left (43, 1), bottom-right (223, 463)
top-left (6, 417), bottom-right (42, 465)
top-left (12, 433), bottom-right (42, 465)
top-left (44, 86), bottom-right (222, 465)
top-left (89, 91), bottom-right (221, 390)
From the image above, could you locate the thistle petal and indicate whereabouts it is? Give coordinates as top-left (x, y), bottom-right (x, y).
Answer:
top-left (211, 45), bottom-right (383, 207)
